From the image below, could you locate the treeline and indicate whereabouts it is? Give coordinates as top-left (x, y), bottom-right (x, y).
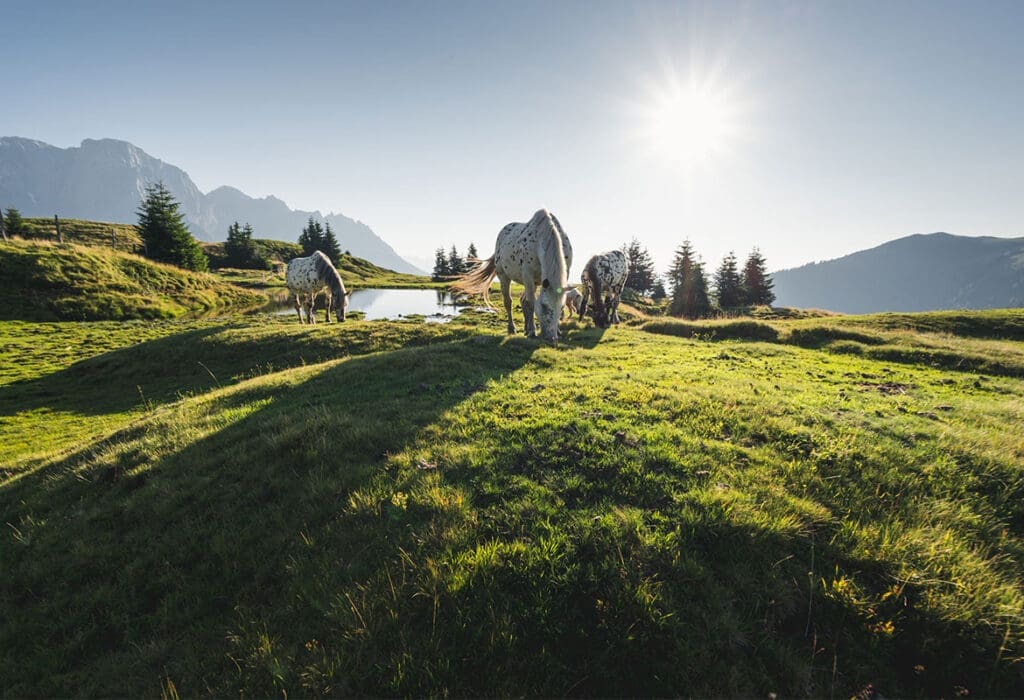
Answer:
top-left (667, 242), bottom-right (775, 319)
top-left (432, 243), bottom-right (479, 280)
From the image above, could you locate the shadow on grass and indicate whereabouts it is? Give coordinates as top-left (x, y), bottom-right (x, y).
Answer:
top-left (0, 334), bottom-right (541, 696)
top-left (0, 322), bottom-right (485, 420)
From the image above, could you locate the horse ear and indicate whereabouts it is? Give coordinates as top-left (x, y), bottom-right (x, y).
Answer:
top-left (542, 279), bottom-right (550, 289)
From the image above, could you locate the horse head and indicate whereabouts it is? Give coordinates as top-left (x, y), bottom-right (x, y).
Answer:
top-left (538, 278), bottom-right (566, 345)
top-left (335, 290), bottom-right (351, 322)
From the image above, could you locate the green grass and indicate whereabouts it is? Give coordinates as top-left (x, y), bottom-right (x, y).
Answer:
top-left (0, 239), bottom-right (265, 321)
top-left (17, 217), bottom-right (143, 252)
top-left (1, 309), bottom-right (1023, 697)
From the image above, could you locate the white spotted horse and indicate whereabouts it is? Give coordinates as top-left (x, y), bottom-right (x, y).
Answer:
top-left (579, 249), bottom-right (628, 329)
top-left (452, 209), bottom-right (573, 344)
top-left (285, 250), bottom-right (351, 324)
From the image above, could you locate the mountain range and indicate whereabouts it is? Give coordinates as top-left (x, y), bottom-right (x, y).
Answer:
top-left (770, 232), bottom-right (1024, 313)
top-left (0, 137), bottom-right (423, 274)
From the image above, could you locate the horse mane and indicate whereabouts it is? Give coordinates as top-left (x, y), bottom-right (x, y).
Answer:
top-left (535, 210), bottom-right (567, 291)
top-left (313, 251), bottom-right (346, 300)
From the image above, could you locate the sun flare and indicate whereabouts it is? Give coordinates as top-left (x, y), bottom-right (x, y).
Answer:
top-left (637, 80), bottom-right (741, 168)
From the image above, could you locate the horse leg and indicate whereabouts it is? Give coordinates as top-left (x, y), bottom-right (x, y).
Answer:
top-left (521, 279), bottom-right (536, 338)
top-left (500, 276), bottom-right (515, 334)
top-left (307, 294), bottom-right (317, 325)
top-left (324, 292), bottom-right (332, 323)
top-left (294, 293), bottom-right (304, 324)
top-left (579, 284), bottom-right (590, 320)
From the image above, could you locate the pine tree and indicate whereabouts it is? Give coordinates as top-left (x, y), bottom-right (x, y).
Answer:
top-left (713, 251), bottom-right (743, 310)
top-left (298, 217), bottom-right (326, 257)
top-left (322, 221), bottom-right (342, 265)
top-left (224, 221), bottom-right (270, 269)
top-left (448, 245), bottom-right (463, 277)
top-left (741, 248), bottom-right (776, 306)
top-left (624, 238), bottom-right (656, 295)
top-left (135, 182), bottom-right (208, 271)
top-left (432, 247), bottom-right (450, 281)
top-left (3, 208), bottom-right (26, 237)
top-left (651, 277), bottom-right (667, 301)
top-left (465, 242), bottom-right (479, 273)
top-left (668, 240), bottom-right (711, 319)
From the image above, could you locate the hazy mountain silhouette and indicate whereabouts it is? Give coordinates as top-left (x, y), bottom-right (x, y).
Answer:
top-left (0, 137), bottom-right (423, 274)
top-left (771, 233), bottom-right (1024, 313)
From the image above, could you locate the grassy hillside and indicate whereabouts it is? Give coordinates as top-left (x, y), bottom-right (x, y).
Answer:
top-left (0, 240), bottom-right (265, 321)
top-left (1, 310), bottom-right (1023, 697)
top-left (209, 246), bottom-right (436, 289)
top-left (17, 216), bottom-right (142, 252)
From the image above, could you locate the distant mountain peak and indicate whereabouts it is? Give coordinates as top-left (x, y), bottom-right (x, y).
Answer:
top-left (771, 232), bottom-right (1024, 313)
top-left (0, 136), bottom-right (425, 274)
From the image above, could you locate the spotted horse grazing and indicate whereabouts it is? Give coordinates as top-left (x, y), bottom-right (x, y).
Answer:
top-left (452, 209), bottom-right (573, 345)
top-left (579, 249), bottom-right (628, 329)
top-left (285, 250), bottom-right (351, 324)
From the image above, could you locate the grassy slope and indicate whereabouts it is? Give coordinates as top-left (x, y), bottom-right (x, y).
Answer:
top-left (18, 216), bottom-right (142, 252)
top-left (0, 240), bottom-right (265, 321)
top-left (1, 310), bottom-right (1023, 697)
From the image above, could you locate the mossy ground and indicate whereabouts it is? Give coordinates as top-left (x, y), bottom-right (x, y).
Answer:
top-left (1, 303), bottom-right (1023, 697)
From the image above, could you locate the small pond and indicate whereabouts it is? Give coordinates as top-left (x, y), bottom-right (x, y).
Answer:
top-left (261, 288), bottom-right (468, 322)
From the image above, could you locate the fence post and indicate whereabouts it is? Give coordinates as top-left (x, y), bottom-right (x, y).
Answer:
top-left (0, 210), bottom-right (6, 241)
top-left (54, 214), bottom-right (63, 243)
top-left (111, 228), bottom-right (116, 247)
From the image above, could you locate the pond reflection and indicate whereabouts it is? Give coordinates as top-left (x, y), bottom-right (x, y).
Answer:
top-left (263, 288), bottom-right (465, 322)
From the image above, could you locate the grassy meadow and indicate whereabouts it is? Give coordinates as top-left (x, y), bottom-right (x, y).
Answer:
top-left (1, 293), bottom-right (1023, 697)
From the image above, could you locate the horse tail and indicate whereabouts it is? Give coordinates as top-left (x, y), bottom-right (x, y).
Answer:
top-left (451, 255), bottom-right (497, 297)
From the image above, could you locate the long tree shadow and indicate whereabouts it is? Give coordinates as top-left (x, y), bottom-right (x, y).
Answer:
top-left (0, 322), bottom-right (485, 420)
top-left (0, 333), bottom-right (541, 697)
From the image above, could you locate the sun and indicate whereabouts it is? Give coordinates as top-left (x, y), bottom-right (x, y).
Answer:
top-left (637, 80), bottom-right (741, 168)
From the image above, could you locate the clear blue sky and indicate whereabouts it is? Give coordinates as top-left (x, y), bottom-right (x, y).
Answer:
top-left (3, 0), bottom-right (1022, 273)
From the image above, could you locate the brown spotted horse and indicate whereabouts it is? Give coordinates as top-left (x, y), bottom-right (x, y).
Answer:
top-left (452, 209), bottom-right (573, 344)
top-left (579, 249), bottom-right (628, 328)
top-left (285, 250), bottom-right (350, 324)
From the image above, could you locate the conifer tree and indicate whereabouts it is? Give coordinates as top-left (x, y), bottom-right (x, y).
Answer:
top-left (741, 248), bottom-right (776, 306)
top-left (224, 221), bottom-right (270, 269)
top-left (322, 221), bottom-right (342, 265)
top-left (713, 251), bottom-right (744, 310)
top-left (624, 238), bottom-right (656, 295)
top-left (432, 248), bottom-right (450, 280)
top-left (3, 207), bottom-right (26, 237)
top-left (448, 245), bottom-right (463, 276)
top-left (668, 240), bottom-right (711, 319)
top-left (298, 217), bottom-right (325, 257)
top-left (135, 182), bottom-right (208, 271)
top-left (651, 277), bottom-right (667, 301)
top-left (465, 242), bottom-right (479, 272)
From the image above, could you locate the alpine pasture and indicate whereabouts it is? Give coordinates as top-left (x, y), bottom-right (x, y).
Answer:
top-left (1, 237), bottom-right (1023, 696)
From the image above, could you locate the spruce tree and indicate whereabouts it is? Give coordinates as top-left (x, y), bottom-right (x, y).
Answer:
top-left (624, 238), bottom-right (656, 295)
top-left (669, 240), bottom-right (711, 319)
top-left (3, 208), bottom-right (26, 237)
top-left (322, 221), bottom-right (342, 264)
top-left (713, 252), bottom-right (743, 310)
top-left (465, 242), bottom-right (479, 272)
top-left (298, 217), bottom-right (325, 258)
top-left (432, 247), bottom-right (450, 281)
top-left (135, 182), bottom-right (208, 271)
top-left (448, 245), bottom-right (463, 276)
top-left (741, 248), bottom-right (776, 306)
top-left (651, 277), bottom-right (667, 301)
